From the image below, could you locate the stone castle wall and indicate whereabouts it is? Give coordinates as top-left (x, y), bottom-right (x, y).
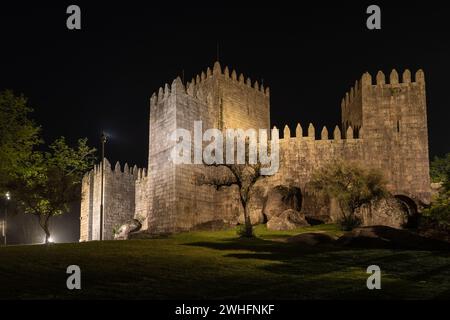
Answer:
top-left (80, 171), bottom-right (93, 241)
top-left (357, 69), bottom-right (430, 204)
top-left (80, 63), bottom-right (432, 239)
top-left (80, 160), bottom-right (143, 241)
top-left (134, 169), bottom-right (148, 224)
top-left (145, 85), bottom-right (177, 233)
top-left (264, 125), bottom-right (364, 221)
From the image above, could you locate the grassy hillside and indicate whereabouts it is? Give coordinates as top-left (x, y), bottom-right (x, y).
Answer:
top-left (0, 224), bottom-right (449, 299)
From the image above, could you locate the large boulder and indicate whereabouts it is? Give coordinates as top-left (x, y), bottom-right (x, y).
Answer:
top-left (267, 216), bottom-right (296, 231)
top-left (356, 197), bottom-right (409, 228)
top-left (263, 186), bottom-right (302, 220)
top-left (267, 209), bottom-right (309, 231)
top-left (114, 219), bottom-right (142, 240)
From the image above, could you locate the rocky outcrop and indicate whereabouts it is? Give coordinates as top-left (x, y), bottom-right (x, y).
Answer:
top-left (356, 197), bottom-right (409, 228)
top-left (114, 219), bottom-right (142, 240)
top-left (266, 209), bottom-right (309, 231)
top-left (263, 186), bottom-right (302, 220)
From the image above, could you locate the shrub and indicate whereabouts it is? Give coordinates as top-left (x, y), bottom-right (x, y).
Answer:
top-left (422, 161), bottom-right (450, 232)
top-left (421, 191), bottom-right (450, 232)
top-left (430, 153), bottom-right (450, 183)
top-left (337, 215), bottom-right (362, 231)
top-left (309, 161), bottom-right (388, 231)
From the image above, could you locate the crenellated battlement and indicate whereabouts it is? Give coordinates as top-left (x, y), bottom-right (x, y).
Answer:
top-left (276, 123), bottom-right (361, 141)
top-left (86, 158), bottom-right (146, 181)
top-left (150, 61), bottom-right (269, 107)
top-left (191, 61), bottom-right (269, 95)
top-left (341, 79), bottom-right (361, 113)
top-left (366, 69), bottom-right (425, 86)
top-left (341, 69), bottom-right (425, 114)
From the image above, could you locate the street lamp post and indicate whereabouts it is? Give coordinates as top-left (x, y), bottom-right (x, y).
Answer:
top-left (100, 132), bottom-right (107, 241)
top-left (4, 192), bottom-right (10, 245)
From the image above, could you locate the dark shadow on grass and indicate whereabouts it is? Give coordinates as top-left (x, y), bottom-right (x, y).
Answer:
top-left (183, 236), bottom-right (450, 288)
top-left (408, 262), bottom-right (450, 282)
top-left (259, 234), bottom-right (296, 240)
top-left (338, 226), bottom-right (450, 251)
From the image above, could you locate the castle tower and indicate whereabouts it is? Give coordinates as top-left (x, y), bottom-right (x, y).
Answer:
top-left (145, 62), bottom-right (270, 233)
top-left (80, 160), bottom-right (140, 241)
top-left (341, 69), bottom-right (430, 204)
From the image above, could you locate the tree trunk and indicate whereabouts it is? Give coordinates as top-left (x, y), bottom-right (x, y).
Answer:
top-left (240, 192), bottom-right (253, 238)
top-left (243, 204), bottom-right (252, 236)
top-left (37, 214), bottom-right (51, 244)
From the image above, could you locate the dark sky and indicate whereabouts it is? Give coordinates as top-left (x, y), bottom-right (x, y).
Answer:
top-left (0, 0), bottom-right (449, 170)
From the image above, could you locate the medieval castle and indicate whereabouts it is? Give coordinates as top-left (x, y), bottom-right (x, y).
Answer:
top-left (80, 62), bottom-right (431, 241)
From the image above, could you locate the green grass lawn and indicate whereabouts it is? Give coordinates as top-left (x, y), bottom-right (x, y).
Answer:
top-left (0, 224), bottom-right (449, 299)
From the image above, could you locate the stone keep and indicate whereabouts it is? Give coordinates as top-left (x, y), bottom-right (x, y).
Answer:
top-left (79, 62), bottom-right (430, 241)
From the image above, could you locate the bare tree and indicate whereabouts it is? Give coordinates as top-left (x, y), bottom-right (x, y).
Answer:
top-left (197, 161), bottom-right (264, 237)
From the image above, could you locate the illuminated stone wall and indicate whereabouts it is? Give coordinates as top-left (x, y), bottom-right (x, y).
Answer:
top-left (80, 63), bottom-right (431, 239)
top-left (80, 160), bottom-right (142, 241)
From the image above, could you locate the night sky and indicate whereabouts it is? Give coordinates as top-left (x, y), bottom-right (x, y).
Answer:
top-left (0, 1), bottom-right (449, 168)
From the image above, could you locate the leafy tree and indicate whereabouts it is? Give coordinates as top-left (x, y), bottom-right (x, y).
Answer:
top-left (7, 137), bottom-right (96, 243)
top-left (0, 90), bottom-right (41, 192)
top-left (309, 161), bottom-right (388, 230)
top-left (423, 162), bottom-right (450, 232)
top-left (430, 153), bottom-right (450, 184)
